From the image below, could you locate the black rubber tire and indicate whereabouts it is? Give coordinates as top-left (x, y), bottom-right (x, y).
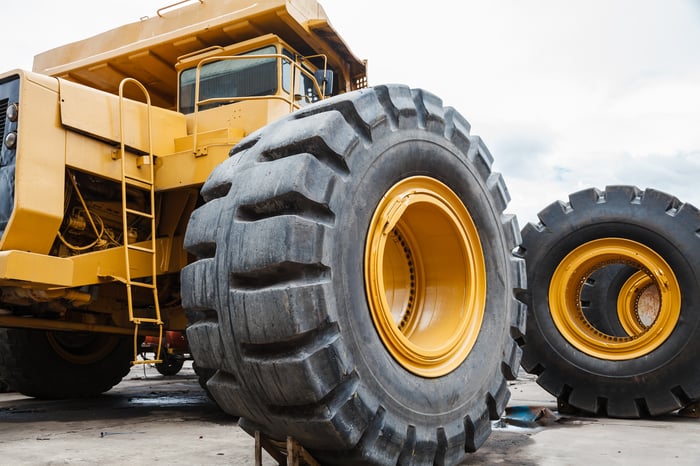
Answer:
top-left (192, 362), bottom-right (215, 392)
top-left (181, 84), bottom-right (525, 464)
top-left (0, 376), bottom-right (11, 393)
top-left (155, 354), bottom-right (185, 376)
top-left (0, 328), bottom-right (132, 399)
top-left (579, 264), bottom-right (635, 337)
top-left (518, 186), bottom-right (700, 417)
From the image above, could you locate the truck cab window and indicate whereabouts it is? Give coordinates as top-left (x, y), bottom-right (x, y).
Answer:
top-left (282, 49), bottom-right (318, 106)
top-left (179, 45), bottom-right (277, 114)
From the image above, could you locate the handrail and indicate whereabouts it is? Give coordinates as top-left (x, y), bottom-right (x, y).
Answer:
top-left (176, 45), bottom-right (225, 64)
top-left (157, 0), bottom-right (203, 18)
top-left (118, 78), bottom-right (153, 167)
top-left (191, 53), bottom-right (326, 155)
top-left (196, 94), bottom-right (298, 108)
top-left (301, 53), bottom-right (329, 96)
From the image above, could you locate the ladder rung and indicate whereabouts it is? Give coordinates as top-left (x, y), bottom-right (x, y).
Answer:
top-left (128, 281), bottom-right (157, 290)
top-left (133, 358), bottom-right (163, 366)
top-left (125, 174), bottom-right (153, 185)
top-left (134, 318), bottom-right (163, 324)
top-left (111, 276), bottom-right (157, 289)
top-left (127, 244), bottom-right (155, 254)
top-left (124, 177), bottom-right (152, 190)
top-left (125, 208), bottom-right (154, 219)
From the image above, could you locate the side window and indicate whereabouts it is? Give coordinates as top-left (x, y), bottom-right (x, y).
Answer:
top-left (281, 49), bottom-right (319, 107)
top-left (282, 50), bottom-right (293, 94)
top-left (301, 72), bottom-right (319, 103)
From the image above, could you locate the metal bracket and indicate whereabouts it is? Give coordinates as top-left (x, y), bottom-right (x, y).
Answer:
top-left (255, 432), bottom-right (320, 466)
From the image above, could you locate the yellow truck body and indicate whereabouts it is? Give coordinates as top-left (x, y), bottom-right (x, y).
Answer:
top-left (0, 0), bottom-right (366, 337)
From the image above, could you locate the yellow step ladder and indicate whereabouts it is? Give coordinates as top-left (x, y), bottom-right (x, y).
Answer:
top-left (117, 78), bottom-right (163, 366)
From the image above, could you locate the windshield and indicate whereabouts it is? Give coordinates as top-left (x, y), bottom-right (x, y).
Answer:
top-left (179, 45), bottom-right (277, 113)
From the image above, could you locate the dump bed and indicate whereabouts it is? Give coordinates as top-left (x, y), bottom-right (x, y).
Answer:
top-left (33, 0), bottom-right (366, 109)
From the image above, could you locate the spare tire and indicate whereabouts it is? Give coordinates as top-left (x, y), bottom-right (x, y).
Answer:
top-left (519, 186), bottom-right (700, 417)
top-left (181, 84), bottom-right (525, 464)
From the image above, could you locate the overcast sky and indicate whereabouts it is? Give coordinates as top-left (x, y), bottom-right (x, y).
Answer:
top-left (4, 0), bottom-right (700, 226)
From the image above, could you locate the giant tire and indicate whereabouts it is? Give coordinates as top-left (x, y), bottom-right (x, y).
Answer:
top-left (0, 375), bottom-right (11, 393)
top-left (519, 186), bottom-right (700, 417)
top-left (0, 328), bottom-right (132, 399)
top-left (181, 84), bottom-right (525, 464)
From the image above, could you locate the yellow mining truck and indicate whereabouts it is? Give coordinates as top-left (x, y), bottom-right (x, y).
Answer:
top-left (0, 0), bottom-right (525, 463)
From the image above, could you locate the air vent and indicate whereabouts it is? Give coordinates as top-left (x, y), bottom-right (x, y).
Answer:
top-left (0, 98), bottom-right (8, 145)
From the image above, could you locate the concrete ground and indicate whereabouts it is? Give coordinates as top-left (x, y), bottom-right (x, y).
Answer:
top-left (0, 363), bottom-right (699, 465)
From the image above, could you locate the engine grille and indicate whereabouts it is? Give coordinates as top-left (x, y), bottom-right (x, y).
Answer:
top-left (0, 98), bottom-right (7, 146)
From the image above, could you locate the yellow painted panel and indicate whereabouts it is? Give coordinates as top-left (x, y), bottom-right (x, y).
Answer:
top-left (0, 237), bottom-right (186, 289)
top-left (155, 147), bottom-right (231, 191)
top-left (0, 71), bottom-right (65, 254)
top-left (69, 237), bottom-right (188, 287)
top-left (65, 131), bottom-right (160, 184)
top-left (0, 251), bottom-right (74, 287)
top-left (156, 98), bottom-right (293, 190)
top-left (58, 79), bottom-right (187, 156)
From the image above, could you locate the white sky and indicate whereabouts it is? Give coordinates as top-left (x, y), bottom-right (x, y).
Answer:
top-left (4, 0), bottom-right (700, 226)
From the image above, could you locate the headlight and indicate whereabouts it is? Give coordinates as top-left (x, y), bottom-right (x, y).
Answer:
top-left (6, 103), bottom-right (18, 122)
top-left (4, 131), bottom-right (17, 150)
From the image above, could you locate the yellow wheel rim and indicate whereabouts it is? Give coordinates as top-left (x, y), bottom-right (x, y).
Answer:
top-left (617, 271), bottom-right (659, 336)
top-left (549, 238), bottom-right (681, 360)
top-left (364, 176), bottom-right (486, 377)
